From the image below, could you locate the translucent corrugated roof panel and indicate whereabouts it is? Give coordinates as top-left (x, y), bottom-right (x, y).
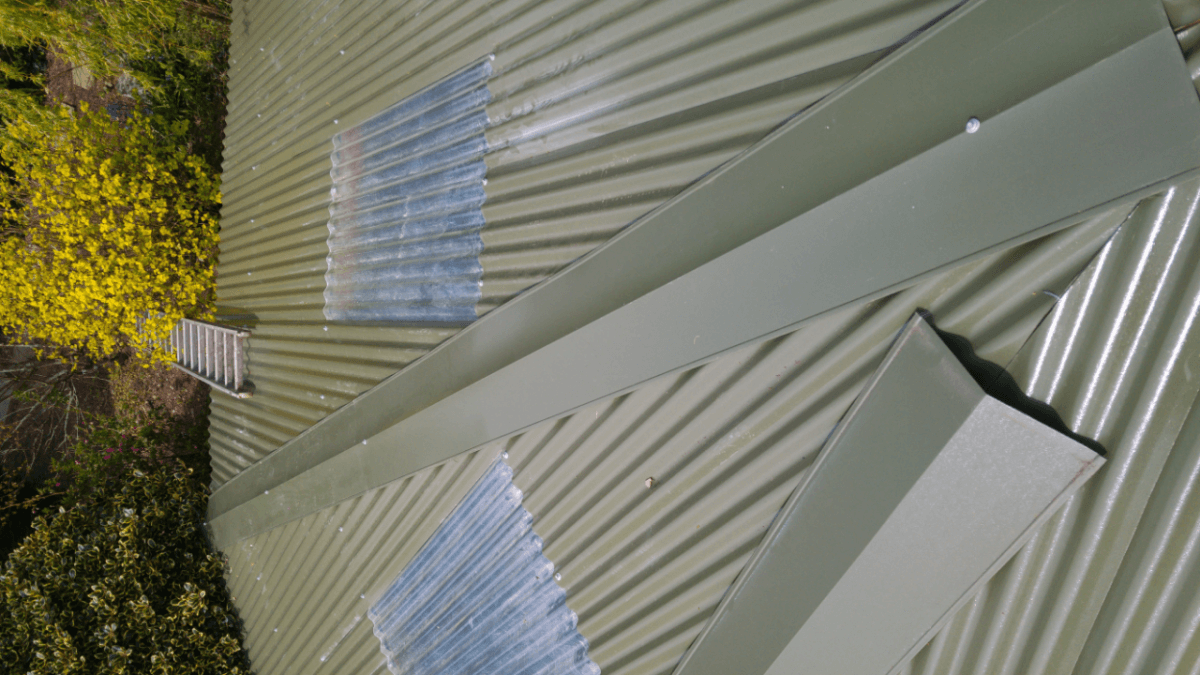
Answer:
top-left (368, 459), bottom-right (598, 675)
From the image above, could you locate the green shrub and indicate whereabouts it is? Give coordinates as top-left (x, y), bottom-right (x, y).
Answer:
top-left (52, 398), bottom-right (209, 510)
top-left (0, 467), bottom-right (250, 674)
top-left (0, 0), bottom-right (227, 86)
top-left (0, 105), bottom-right (220, 362)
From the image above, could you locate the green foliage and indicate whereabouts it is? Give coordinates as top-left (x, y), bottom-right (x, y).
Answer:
top-left (0, 0), bottom-right (228, 86)
top-left (0, 467), bottom-right (250, 674)
top-left (53, 399), bottom-right (209, 511)
top-left (0, 105), bottom-right (220, 361)
top-left (0, 44), bottom-right (47, 123)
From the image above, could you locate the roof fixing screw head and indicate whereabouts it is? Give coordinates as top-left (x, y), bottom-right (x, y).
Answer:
top-left (645, 477), bottom-right (655, 488)
top-left (554, 572), bottom-right (562, 581)
top-left (965, 117), bottom-right (981, 134)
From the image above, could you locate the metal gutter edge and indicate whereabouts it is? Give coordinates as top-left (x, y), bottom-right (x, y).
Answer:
top-left (208, 0), bottom-right (1192, 524)
top-left (669, 314), bottom-right (1105, 675)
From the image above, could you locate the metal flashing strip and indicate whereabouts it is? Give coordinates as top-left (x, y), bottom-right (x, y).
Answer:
top-left (368, 459), bottom-right (599, 675)
top-left (208, 0), bottom-right (1199, 523)
top-left (324, 59), bottom-right (492, 323)
top-left (671, 315), bottom-right (1105, 675)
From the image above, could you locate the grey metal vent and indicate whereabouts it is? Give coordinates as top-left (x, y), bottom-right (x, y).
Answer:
top-left (368, 458), bottom-right (599, 675)
top-left (168, 318), bottom-right (251, 398)
top-left (674, 314), bottom-right (1105, 675)
top-left (324, 59), bottom-right (492, 323)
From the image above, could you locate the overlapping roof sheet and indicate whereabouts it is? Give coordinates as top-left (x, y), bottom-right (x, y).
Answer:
top-left (210, 0), bottom-right (960, 486)
top-left (214, 2), bottom-right (1200, 674)
top-left (222, 186), bottom-right (1200, 675)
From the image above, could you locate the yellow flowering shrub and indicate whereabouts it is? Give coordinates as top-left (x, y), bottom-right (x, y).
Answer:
top-left (0, 106), bottom-right (219, 361)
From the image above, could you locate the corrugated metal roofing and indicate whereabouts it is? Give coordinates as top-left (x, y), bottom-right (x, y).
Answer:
top-left (221, 196), bottom-right (1136, 675)
top-left (902, 179), bottom-right (1200, 675)
top-left (368, 458), bottom-right (599, 675)
top-left (210, 0), bottom-right (962, 487)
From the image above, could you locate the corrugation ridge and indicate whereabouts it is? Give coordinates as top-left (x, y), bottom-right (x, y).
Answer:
top-left (205, 426), bottom-right (260, 472)
top-left (219, 231), bottom-right (328, 269)
top-left (367, 458), bottom-right (600, 675)
top-left (222, 0), bottom-right (314, 131)
top-left (225, 451), bottom-right (503, 675)
top-left (1074, 400), bottom-right (1200, 675)
top-left (902, 179), bottom-right (1200, 675)
top-left (243, 470), bottom-right (429, 670)
top-left (225, 0), bottom-right (371, 125)
top-left (206, 417), bottom-right (284, 460)
top-left (240, 323), bottom-right (458, 346)
top-left (212, 0), bottom-right (971, 485)
top-left (218, 256), bottom-right (328, 290)
top-left (219, 206), bottom-right (328, 252)
top-left (253, 496), bottom-right (374, 667)
top-left (242, 339), bottom-right (427, 371)
top-left (207, 448), bottom-right (246, 487)
top-left (479, 203), bottom-right (656, 250)
top-left (209, 398), bottom-right (298, 446)
top-left (225, 0), bottom-right (501, 175)
top-left (324, 61), bottom-right (491, 325)
top-left (219, 203), bottom-right (1122, 675)
top-left (223, 0), bottom-right (400, 158)
top-left (479, 150), bottom-right (735, 227)
top-left (486, 211), bottom-right (1124, 675)
top-left (485, 0), bottom-right (953, 153)
top-left (225, 0), bottom-right (936, 194)
top-left (210, 398), bottom-right (313, 442)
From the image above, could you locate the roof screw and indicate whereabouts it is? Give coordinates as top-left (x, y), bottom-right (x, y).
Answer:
top-left (554, 572), bottom-right (562, 581)
top-left (965, 117), bottom-right (981, 134)
top-left (338, 527), bottom-right (343, 532)
top-left (340, 50), bottom-right (345, 55)
top-left (501, 451), bottom-right (509, 460)
top-left (645, 477), bottom-right (655, 488)
top-left (362, 439), bottom-right (368, 445)
top-left (333, 119), bottom-right (339, 124)
top-left (264, 490), bottom-right (269, 495)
